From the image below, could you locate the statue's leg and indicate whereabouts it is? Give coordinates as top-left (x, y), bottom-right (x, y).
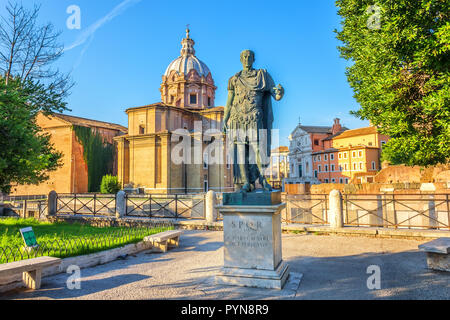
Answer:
top-left (236, 142), bottom-right (251, 192)
top-left (250, 142), bottom-right (272, 192)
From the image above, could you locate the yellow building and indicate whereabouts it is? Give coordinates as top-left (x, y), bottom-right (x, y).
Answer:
top-left (114, 29), bottom-right (233, 194)
top-left (333, 126), bottom-right (390, 183)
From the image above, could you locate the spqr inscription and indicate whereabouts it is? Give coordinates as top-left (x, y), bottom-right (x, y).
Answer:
top-left (231, 220), bottom-right (262, 231)
top-left (225, 218), bottom-right (269, 248)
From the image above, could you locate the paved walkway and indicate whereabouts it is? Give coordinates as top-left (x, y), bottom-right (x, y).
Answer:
top-left (1, 230), bottom-right (449, 300)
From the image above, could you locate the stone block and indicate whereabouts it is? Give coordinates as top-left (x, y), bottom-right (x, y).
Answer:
top-left (419, 237), bottom-right (450, 254)
top-left (419, 237), bottom-right (450, 272)
top-left (424, 252), bottom-right (450, 272)
top-left (216, 203), bottom-right (288, 289)
top-left (420, 183), bottom-right (436, 192)
top-left (216, 261), bottom-right (290, 290)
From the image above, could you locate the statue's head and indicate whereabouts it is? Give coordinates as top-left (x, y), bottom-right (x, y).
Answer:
top-left (240, 50), bottom-right (255, 70)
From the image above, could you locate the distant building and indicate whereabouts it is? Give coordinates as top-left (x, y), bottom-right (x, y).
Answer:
top-left (311, 128), bottom-right (348, 184)
top-left (114, 28), bottom-right (233, 194)
top-left (266, 146), bottom-right (289, 189)
top-left (332, 126), bottom-right (390, 183)
top-left (11, 113), bottom-right (127, 195)
top-left (285, 118), bottom-right (347, 185)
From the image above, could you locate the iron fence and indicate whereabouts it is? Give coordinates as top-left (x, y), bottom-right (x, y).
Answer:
top-left (215, 193), bottom-right (329, 224)
top-left (56, 193), bottom-right (116, 216)
top-left (2, 195), bottom-right (47, 202)
top-left (343, 194), bottom-right (450, 230)
top-left (0, 223), bottom-right (173, 264)
top-left (1, 198), bottom-right (47, 219)
top-left (281, 194), bottom-right (329, 225)
top-left (125, 193), bottom-right (206, 220)
top-left (4, 191), bottom-right (450, 231)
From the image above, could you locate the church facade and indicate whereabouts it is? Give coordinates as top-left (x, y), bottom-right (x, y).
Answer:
top-left (114, 29), bottom-right (234, 194)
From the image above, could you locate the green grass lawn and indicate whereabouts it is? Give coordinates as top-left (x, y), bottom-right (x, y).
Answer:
top-left (0, 218), bottom-right (173, 263)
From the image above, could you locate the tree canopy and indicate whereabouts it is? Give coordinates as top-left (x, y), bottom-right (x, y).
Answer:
top-left (0, 77), bottom-right (64, 193)
top-left (0, 1), bottom-right (71, 193)
top-left (335, 0), bottom-right (449, 166)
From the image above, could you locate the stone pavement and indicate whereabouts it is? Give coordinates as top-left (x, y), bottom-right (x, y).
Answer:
top-left (1, 230), bottom-right (449, 300)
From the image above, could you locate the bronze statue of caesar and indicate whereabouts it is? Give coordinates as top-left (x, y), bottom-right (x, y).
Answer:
top-left (223, 50), bottom-right (284, 193)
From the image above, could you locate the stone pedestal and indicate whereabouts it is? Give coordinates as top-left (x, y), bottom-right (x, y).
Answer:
top-left (215, 202), bottom-right (289, 289)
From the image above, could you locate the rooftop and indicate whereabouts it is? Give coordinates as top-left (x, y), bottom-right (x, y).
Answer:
top-left (322, 129), bottom-right (350, 141)
top-left (333, 126), bottom-right (378, 139)
top-left (272, 146), bottom-right (289, 154)
top-left (52, 113), bottom-right (127, 132)
top-left (299, 125), bottom-right (333, 134)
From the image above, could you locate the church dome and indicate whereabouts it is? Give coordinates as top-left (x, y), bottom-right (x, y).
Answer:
top-left (164, 28), bottom-right (211, 78)
top-left (164, 55), bottom-right (211, 78)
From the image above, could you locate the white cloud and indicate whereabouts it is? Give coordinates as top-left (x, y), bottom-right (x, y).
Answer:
top-left (65, 0), bottom-right (142, 52)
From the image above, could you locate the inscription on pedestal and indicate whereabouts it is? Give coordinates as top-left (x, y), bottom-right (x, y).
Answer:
top-left (216, 203), bottom-right (289, 289)
top-left (223, 213), bottom-right (281, 270)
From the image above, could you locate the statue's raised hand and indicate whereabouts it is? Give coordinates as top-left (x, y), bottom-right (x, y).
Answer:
top-left (272, 84), bottom-right (284, 101)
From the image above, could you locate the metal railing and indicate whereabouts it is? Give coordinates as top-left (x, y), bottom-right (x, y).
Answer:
top-left (4, 191), bottom-right (449, 231)
top-left (281, 194), bottom-right (329, 225)
top-left (125, 193), bottom-right (206, 220)
top-left (343, 193), bottom-right (450, 230)
top-left (56, 193), bottom-right (117, 216)
top-left (0, 223), bottom-right (173, 264)
top-left (1, 198), bottom-right (48, 219)
top-left (2, 194), bottom-right (47, 202)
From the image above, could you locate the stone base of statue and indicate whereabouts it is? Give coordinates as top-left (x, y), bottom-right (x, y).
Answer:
top-left (215, 192), bottom-right (289, 290)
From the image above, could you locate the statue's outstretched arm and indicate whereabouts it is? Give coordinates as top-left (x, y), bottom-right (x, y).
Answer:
top-left (266, 72), bottom-right (284, 101)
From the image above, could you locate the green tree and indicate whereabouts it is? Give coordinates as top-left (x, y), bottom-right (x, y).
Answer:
top-left (100, 175), bottom-right (121, 194)
top-left (0, 2), bottom-right (72, 193)
top-left (335, 0), bottom-right (449, 166)
top-left (0, 78), bottom-right (64, 193)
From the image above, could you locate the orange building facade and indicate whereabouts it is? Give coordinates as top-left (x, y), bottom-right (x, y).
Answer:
top-left (11, 113), bottom-right (127, 195)
top-left (312, 126), bottom-right (390, 184)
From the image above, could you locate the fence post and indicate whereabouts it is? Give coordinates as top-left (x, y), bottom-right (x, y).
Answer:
top-left (175, 194), bottom-right (178, 219)
top-left (47, 191), bottom-right (57, 217)
top-left (205, 190), bottom-right (217, 223)
top-left (116, 190), bottom-right (126, 219)
top-left (329, 190), bottom-right (343, 229)
top-left (22, 200), bottom-right (27, 218)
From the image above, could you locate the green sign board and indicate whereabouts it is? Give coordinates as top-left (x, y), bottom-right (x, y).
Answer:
top-left (20, 227), bottom-right (38, 248)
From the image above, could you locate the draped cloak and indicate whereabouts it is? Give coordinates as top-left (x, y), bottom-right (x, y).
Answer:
top-left (227, 69), bottom-right (276, 184)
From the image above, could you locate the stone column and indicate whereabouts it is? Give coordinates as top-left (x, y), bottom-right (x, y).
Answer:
top-left (47, 191), bottom-right (57, 217)
top-left (215, 202), bottom-right (289, 289)
top-left (424, 195), bottom-right (437, 229)
top-left (22, 200), bottom-right (28, 218)
top-left (329, 189), bottom-right (344, 228)
top-left (116, 190), bottom-right (126, 219)
top-left (205, 190), bottom-right (217, 223)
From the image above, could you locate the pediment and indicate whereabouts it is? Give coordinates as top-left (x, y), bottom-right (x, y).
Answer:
top-left (291, 125), bottom-right (307, 138)
top-left (187, 83), bottom-right (201, 90)
top-left (187, 69), bottom-right (201, 81)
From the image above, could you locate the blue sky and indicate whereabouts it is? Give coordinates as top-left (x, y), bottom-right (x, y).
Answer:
top-left (1, 0), bottom-right (368, 146)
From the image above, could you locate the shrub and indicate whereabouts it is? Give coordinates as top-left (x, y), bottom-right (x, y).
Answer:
top-left (100, 175), bottom-right (121, 194)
